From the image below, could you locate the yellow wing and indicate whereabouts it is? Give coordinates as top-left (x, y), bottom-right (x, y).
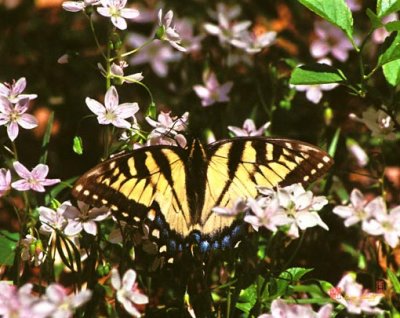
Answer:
top-left (72, 146), bottom-right (194, 237)
top-left (199, 137), bottom-right (334, 235)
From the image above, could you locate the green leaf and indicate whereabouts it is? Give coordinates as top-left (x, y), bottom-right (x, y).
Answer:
top-left (237, 283), bottom-right (257, 313)
top-left (378, 32), bottom-right (400, 66)
top-left (45, 176), bottom-right (78, 206)
top-left (366, 9), bottom-right (383, 29)
top-left (386, 20), bottom-right (400, 32)
top-left (328, 127), bottom-right (340, 157)
top-left (319, 280), bottom-right (335, 294)
top-left (383, 58), bottom-right (400, 85)
top-left (283, 267), bottom-right (314, 281)
top-left (73, 136), bottom-right (83, 155)
top-left (0, 230), bottom-right (19, 266)
top-left (298, 0), bottom-right (355, 44)
top-left (290, 63), bottom-right (346, 85)
top-left (39, 111), bottom-right (54, 164)
top-left (377, 0), bottom-right (400, 18)
top-left (387, 268), bottom-right (400, 293)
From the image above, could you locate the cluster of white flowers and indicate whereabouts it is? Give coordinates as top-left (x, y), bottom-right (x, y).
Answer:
top-left (145, 111), bottom-right (189, 147)
top-left (38, 200), bottom-right (110, 238)
top-left (0, 281), bottom-right (92, 318)
top-left (214, 183), bottom-right (329, 239)
top-left (329, 272), bottom-right (384, 314)
top-left (204, 4), bottom-right (276, 54)
top-left (258, 299), bottom-right (332, 318)
top-left (333, 188), bottom-right (400, 247)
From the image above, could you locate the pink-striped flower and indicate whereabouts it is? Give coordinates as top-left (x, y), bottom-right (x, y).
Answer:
top-left (0, 97), bottom-right (38, 141)
top-left (157, 9), bottom-right (186, 52)
top-left (111, 268), bottom-right (149, 317)
top-left (11, 161), bottom-right (60, 192)
top-left (85, 86), bottom-right (139, 129)
top-left (96, 0), bottom-right (139, 30)
top-left (0, 77), bottom-right (37, 103)
top-left (193, 72), bottom-right (233, 107)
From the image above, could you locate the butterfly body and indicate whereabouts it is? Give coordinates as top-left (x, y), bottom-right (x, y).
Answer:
top-left (72, 137), bottom-right (333, 256)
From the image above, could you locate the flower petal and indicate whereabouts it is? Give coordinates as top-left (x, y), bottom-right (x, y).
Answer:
top-left (31, 164), bottom-right (49, 179)
top-left (85, 97), bottom-right (105, 116)
top-left (120, 8), bottom-right (140, 19)
top-left (13, 161), bottom-right (31, 179)
top-left (64, 221), bottom-right (83, 236)
top-left (122, 269), bottom-right (137, 290)
top-left (111, 268), bottom-right (121, 290)
top-left (105, 86), bottom-right (119, 110)
top-left (11, 180), bottom-right (31, 191)
top-left (18, 114), bottom-right (38, 129)
top-left (7, 122), bottom-right (19, 141)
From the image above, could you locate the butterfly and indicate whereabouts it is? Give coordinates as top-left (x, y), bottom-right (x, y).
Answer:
top-left (72, 137), bottom-right (333, 259)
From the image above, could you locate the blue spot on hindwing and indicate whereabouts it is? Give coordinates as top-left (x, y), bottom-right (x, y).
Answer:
top-left (168, 240), bottom-right (177, 253)
top-left (199, 240), bottom-right (211, 253)
top-left (222, 235), bottom-right (231, 250)
top-left (212, 241), bottom-right (219, 250)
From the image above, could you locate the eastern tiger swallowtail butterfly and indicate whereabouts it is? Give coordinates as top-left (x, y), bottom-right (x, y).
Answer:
top-left (72, 137), bottom-right (333, 258)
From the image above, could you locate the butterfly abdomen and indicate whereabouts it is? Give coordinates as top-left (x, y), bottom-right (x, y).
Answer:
top-left (185, 139), bottom-right (208, 223)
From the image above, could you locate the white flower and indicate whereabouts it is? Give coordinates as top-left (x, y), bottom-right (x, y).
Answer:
top-left (245, 184), bottom-right (328, 237)
top-left (111, 268), bottom-right (149, 317)
top-left (0, 97), bottom-right (38, 141)
top-left (259, 299), bottom-right (333, 318)
top-left (333, 189), bottom-right (383, 227)
top-left (174, 18), bottom-right (203, 52)
top-left (228, 118), bottom-right (270, 137)
top-left (204, 12), bottom-right (251, 46)
top-left (0, 77), bottom-right (37, 103)
top-left (11, 161), bottom-right (60, 192)
top-left (0, 282), bottom-right (46, 318)
top-left (38, 202), bottom-right (70, 235)
top-left (310, 20), bottom-right (354, 62)
top-left (157, 9), bottom-right (186, 52)
top-left (145, 111), bottom-right (189, 147)
top-left (231, 30), bottom-right (276, 54)
top-left (246, 197), bottom-right (290, 232)
top-left (64, 201), bottom-right (110, 236)
top-left (33, 284), bottom-right (92, 318)
top-left (97, 0), bottom-right (140, 30)
top-left (350, 108), bottom-right (397, 140)
top-left (277, 184), bottom-right (329, 238)
top-left (128, 33), bottom-right (182, 78)
top-left (193, 72), bottom-right (233, 107)
top-left (86, 86), bottom-right (139, 129)
top-left (362, 204), bottom-right (400, 248)
top-left (331, 273), bottom-right (383, 314)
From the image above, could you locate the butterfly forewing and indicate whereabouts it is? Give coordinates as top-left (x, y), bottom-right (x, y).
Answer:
top-left (72, 146), bottom-right (194, 236)
top-left (199, 137), bottom-right (333, 229)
